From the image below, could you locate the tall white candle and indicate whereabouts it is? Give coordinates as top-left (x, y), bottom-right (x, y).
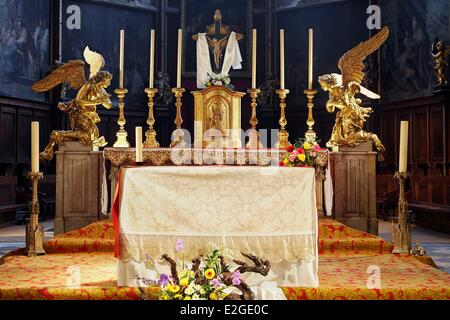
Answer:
top-left (252, 29), bottom-right (257, 89)
top-left (119, 29), bottom-right (125, 89)
top-left (280, 29), bottom-right (285, 90)
top-left (31, 121), bottom-right (39, 173)
top-left (308, 28), bottom-right (314, 90)
top-left (149, 29), bottom-right (155, 88)
top-left (177, 29), bottom-right (182, 88)
top-left (135, 127), bottom-right (143, 163)
top-left (399, 121), bottom-right (409, 173)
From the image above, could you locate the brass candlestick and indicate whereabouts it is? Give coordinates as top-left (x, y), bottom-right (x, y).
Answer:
top-left (144, 87), bottom-right (160, 148)
top-left (304, 88), bottom-right (318, 143)
top-left (170, 88), bottom-right (186, 148)
top-left (246, 88), bottom-right (263, 149)
top-left (25, 172), bottom-right (45, 257)
top-left (275, 89), bottom-right (291, 149)
top-left (113, 88), bottom-right (130, 148)
top-left (392, 171), bottom-right (412, 254)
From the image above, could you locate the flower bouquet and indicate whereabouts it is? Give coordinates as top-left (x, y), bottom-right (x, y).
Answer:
top-left (204, 72), bottom-right (235, 90)
top-left (280, 138), bottom-right (323, 167)
top-left (138, 240), bottom-right (271, 300)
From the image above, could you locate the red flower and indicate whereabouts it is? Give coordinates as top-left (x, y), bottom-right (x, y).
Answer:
top-left (296, 148), bottom-right (305, 154)
top-left (287, 146), bottom-right (294, 152)
top-left (279, 161), bottom-right (285, 167)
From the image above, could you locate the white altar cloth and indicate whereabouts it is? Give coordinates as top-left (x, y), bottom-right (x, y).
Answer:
top-left (114, 166), bottom-right (319, 288)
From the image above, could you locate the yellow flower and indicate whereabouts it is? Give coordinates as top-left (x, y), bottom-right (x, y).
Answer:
top-left (303, 142), bottom-right (312, 150)
top-left (184, 296), bottom-right (191, 300)
top-left (180, 277), bottom-right (189, 287)
top-left (283, 159), bottom-right (289, 164)
top-left (174, 294), bottom-right (183, 300)
top-left (298, 154), bottom-right (306, 162)
top-left (205, 269), bottom-right (216, 280)
top-left (170, 285), bottom-right (180, 293)
top-left (160, 293), bottom-right (169, 300)
top-left (164, 284), bottom-right (172, 291)
top-left (210, 292), bottom-right (218, 300)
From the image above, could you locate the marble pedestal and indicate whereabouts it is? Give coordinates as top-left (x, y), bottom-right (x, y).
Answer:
top-left (330, 142), bottom-right (378, 235)
top-left (55, 142), bottom-right (104, 235)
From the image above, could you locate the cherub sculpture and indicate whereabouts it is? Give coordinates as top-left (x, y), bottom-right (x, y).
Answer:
top-left (431, 37), bottom-right (450, 86)
top-left (319, 26), bottom-right (389, 160)
top-left (32, 46), bottom-right (112, 160)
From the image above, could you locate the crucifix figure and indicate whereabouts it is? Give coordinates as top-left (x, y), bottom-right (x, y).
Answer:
top-left (192, 9), bottom-right (243, 74)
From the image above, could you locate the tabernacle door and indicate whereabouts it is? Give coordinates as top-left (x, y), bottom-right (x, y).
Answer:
top-left (192, 85), bottom-right (245, 148)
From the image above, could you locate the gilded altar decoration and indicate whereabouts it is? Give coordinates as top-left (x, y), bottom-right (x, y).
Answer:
top-left (138, 245), bottom-right (270, 301)
top-left (32, 46), bottom-right (112, 160)
top-left (319, 26), bottom-right (389, 159)
top-left (192, 86), bottom-right (245, 148)
top-left (431, 37), bottom-right (450, 87)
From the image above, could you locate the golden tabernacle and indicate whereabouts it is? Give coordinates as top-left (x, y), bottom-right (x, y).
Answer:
top-left (192, 85), bottom-right (245, 148)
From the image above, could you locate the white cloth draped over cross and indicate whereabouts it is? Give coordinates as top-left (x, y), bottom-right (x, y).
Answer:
top-left (196, 31), bottom-right (243, 88)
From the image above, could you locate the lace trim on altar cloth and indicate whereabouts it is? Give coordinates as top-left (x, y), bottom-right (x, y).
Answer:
top-left (119, 233), bottom-right (317, 264)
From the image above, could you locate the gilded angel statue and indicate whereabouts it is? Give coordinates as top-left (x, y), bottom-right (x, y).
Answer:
top-left (431, 37), bottom-right (450, 86)
top-left (318, 26), bottom-right (389, 160)
top-left (32, 46), bottom-right (112, 160)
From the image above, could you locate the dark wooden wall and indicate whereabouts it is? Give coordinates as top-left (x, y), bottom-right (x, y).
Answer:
top-left (377, 92), bottom-right (450, 232)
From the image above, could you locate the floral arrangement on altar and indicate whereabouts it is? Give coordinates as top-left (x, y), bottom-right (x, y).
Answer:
top-left (137, 240), bottom-right (271, 300)
top-left (205, 72), bottom-right (234, 90)
top-left (279, 138), bottom-right (323, 167)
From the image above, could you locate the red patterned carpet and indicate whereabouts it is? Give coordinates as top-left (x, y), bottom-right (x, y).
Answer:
top-left (0, 219), bottom-right (449, 300)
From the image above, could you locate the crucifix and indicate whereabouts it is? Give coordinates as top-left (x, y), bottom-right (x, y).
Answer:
top-left (192, 9), bottom-right (244, 73)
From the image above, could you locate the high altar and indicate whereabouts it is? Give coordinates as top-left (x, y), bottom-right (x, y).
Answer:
top-left (29, 7), bottom-right (395, 299)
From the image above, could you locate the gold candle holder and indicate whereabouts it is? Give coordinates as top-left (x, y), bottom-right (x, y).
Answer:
top-left (275, 89), bottom-right (291, 149)
top-left (170, 88), bottom-right (186, 148)
top-left (246, 88), bottom-right (263, 149)
top-left (392, 171), bottom-right (412, 254)
top-left (144, 87), bottom-right (160, 148)
top-left (304, 88), bottom-right (318, 143)
top-left (25, 171), bottom-right (45, 257)
top-left (113, 88), bottom-right (130, 148)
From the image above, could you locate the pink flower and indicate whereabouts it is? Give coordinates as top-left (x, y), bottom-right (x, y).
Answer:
top-left (289, 154), bottom-right (296, 162)
top-left (313, 144), bottom-right (322, 151)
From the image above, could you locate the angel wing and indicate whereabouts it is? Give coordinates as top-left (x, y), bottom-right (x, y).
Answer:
top-left (338, 26), bottom-right (389, 88)
top-left (331, 73), bottom-right (380, 99)
top-left (32, 60), bottom-right (86, 93)
top-left (84, 46), bottom-right (105, 78)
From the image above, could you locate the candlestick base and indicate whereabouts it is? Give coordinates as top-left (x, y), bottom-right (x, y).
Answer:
top-left (25, 223), bottom-right (46, 257)
top-left (246, 88), bottom-right (263, 149)
top-left (144, 88), bottom-right (160, 148)
top-left (275, 130), bottom-right (291, 149)
top-left (113, 88), bottom-right (130, 148)
top-left (392, 171), bottom-right (412, 255)
top-left (170, 88), bottom-right (186, 148)
top-left (113, 130), bottom-right (130, 148)
top-left (25, 172), bottom-right (45, 257)
top-left (275, 89), bottom-right (291, 149)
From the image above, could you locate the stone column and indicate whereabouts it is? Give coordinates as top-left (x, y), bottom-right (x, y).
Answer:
top-left (55, 142), bottom-right (104, 234)
top-left (330, 142), bottom-right (378, 235)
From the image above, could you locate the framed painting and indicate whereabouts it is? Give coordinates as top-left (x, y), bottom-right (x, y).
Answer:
top-left (380, 0), bottom-right (446, 103)
top-left (0, 0), bottom-right (50, 102)
top-left (61, 0), bottom-right (157, 110)
top-left (181, 0), bottom-right (253, 77)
